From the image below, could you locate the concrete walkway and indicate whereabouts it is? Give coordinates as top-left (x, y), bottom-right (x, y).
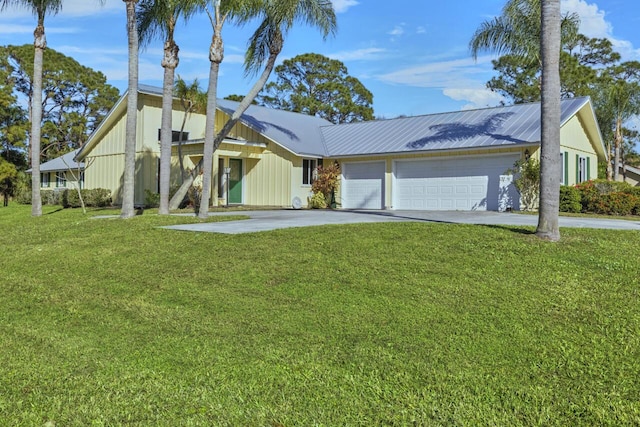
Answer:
top-left (163, 209), bottom-right (640, 234)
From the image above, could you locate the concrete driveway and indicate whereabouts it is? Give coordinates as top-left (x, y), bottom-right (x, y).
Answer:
top-left (163, 209), bottom-right (640, 234)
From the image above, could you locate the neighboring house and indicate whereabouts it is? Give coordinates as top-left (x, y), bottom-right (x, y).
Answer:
top-left (617, 164), bottom-right (640, 187)
top-left (28, 149), bottom-right (85, 190)
top-left (74, 86), bottom-right (605, 211)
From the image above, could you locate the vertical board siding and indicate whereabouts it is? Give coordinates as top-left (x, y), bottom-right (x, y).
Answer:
top-left (560, 115), bottom-right (599, 184)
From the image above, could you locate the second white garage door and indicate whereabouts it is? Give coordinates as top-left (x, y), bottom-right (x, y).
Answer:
top-left (342, 161), bottom-right (385, 209)
top-left (394, 155), bottom-right (520, 211)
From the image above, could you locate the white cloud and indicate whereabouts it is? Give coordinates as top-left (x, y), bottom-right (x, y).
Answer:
top-left (443, 88), bottom-right (505, 110)
top-left (563, 0), bottom-right (640, 59)
top-left (331, 0), bottom-right (359, 14)
top-left (378, 56), bottom-right (493, 88)
top-left (0, 24), bottom-right (35, 34)
top-left (416, 26), bottom-right (426, 35)
top-left (328, 47), bottom-right (386, 62)
top-left (388, 25), bottom-right (405, 37)
top-left (377, 55), bottom-right (505, 110)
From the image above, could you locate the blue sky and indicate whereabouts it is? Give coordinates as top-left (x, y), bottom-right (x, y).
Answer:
top-left (1, 0), bottom-right (639, 119)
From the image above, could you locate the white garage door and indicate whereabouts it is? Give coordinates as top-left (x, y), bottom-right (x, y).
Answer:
top-left (342, 161), bottom-right (385, 209)
top-left (394, 155), bottom-right (520, 211)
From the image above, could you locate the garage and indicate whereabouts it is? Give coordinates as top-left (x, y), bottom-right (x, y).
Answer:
top-left (341, 161), bottom-right (385, 209)
top-left (393, 155), bottom-right (520, 211)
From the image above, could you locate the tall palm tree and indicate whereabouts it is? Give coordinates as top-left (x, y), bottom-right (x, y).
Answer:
top-left (0, 0), bottom-right (63, 216)
top-left (190, 0), bottom-right (337, 217)
top-left (174, 76), bottom-right (207, 183)
top-left (121, 0), bottom-right (139, 219)
top-left (469, 0), bottom-right (578, 67)
top-left (536, 0), bottom-right (561, 241)
top-left (137, 0), bottom-right (199, 215)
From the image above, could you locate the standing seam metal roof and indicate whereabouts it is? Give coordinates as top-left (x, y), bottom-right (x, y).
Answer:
top-left (320, 97), bottom-right (590, 157)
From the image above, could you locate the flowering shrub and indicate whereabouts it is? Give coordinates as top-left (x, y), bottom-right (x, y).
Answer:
top-left (311, 163), bottom-right (340, 208)
top-left (574, 180), bottom-right (639, 216)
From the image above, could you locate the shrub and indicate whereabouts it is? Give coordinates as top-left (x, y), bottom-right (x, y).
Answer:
top-left (559, 186), bottom-right (581, 213)
top-left (574, 180), bottom-right (599, 213)
top-left (592, 179), bottom-right (632, 194)
top-left (14, 173), bottom-right (32, 204)
top-left (575, 180), bottom-right (640, 216)
top-left (506, 158), bottom-right (540, 211)
top-left (308, 191), bottom-right (327, 209)
top-left (312, 163), bottom-right (340, 208)
top-left (593, 192), bottom-right (637, 216)
top-left (61, 188), bottom-right (112, 208)
top-left (40, 189), bottom-right (64, 205)
top-left (83, 188), bottom-right (112, 207)
top-left (144, 189), bottom-right (160, 208)
top-left (187, 186), bottom-right (201, 211)
top-left (62, 189), bottom-right (81, 208)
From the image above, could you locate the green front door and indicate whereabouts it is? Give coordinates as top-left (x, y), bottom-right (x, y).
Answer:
top-left (228, 158), bottom-right (242, 204)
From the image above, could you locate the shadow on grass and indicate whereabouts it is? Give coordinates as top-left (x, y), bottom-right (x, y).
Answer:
top-left (479, 224), bottom-right (536, 235)
top-left (45, 207), bottom-right (64, 215)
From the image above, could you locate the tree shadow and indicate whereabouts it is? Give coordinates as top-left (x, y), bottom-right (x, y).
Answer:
top-left (407, 112), bottom-right (524, 149)
top-left (217, 105), bottom-right (298, 141)
top-left (479, 223), bottom-right (535, 235)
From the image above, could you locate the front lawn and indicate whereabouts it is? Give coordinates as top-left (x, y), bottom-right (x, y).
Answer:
top-left (1, 205), bottom-right (638, 425)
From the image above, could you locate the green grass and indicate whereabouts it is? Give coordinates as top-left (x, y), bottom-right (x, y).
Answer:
top-left (1, 204), bottom-right (639, 426)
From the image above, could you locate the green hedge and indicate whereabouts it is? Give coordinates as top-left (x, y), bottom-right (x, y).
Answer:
top-left (559, 186), bottom-right (582, 213)
top-left (19, 188), bottom-right (112, 208)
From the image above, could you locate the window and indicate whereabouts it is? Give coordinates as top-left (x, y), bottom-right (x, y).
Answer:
top-left (576, 155), bottom-right (589, 183)
top-left (218, 158), bottom-right (225, 198)
top-left (158, 129), bottom-right (189, 142)
top-left (560, 152), bottom-right (568, 185)
top-left (302, 158), bottom-right (322, 185)
top-left (41, 173), bottom-right (50, 187)
top-left (79, 171), bottom-right (85, 189)
top-left (55, 172), bottom-right (66, 187)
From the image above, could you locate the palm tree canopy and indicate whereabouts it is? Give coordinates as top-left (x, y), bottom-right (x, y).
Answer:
top-left (242, 0), bottom-right (337, 75)
top-left (469, 0), bottom-right (579, 65)
top-left (137, 0), bottom-right (200, 47)
top-left (0, 0), bottom-right (62, 17)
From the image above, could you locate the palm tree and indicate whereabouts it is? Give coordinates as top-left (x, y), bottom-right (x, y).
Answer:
top-left (470, 0), bottom-right (578, 66)
top-left (174, 76), bottom-right (207, 183)
top-left (137, 0), bottom-right (199, 215)
top-left (182, 0), bottom-right (337, 217)
top-left (536, 0), bottom-right (561, 241)
top-left (0, 0), bottom-right (63, 216)
top-left (121, 0), bottom-right (139, 219)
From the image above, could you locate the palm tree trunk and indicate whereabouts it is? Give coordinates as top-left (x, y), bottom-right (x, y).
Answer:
top-left (30, 22), bottom-right (45, 217)
top-left (121, 0), bottom-right (138, 219)
top-left (613, 117), bottom-right (622, 181)
top-left (159, 39), bottom-right (179, 215)
top-left (168, 37), bottom-right (281, 211)
top-left (536, 0), bottom-right (561, 241)
top-left (198, 59), bottom-right (221, 219)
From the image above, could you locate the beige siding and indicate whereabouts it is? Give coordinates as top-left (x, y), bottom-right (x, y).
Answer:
top-left (559, 115), bottom-right (599, 185)
top-left (85, 153), bottom-right (124, 203)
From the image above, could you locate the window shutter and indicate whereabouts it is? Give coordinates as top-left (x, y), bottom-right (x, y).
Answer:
top-left (587, 157), bottom-right (591, 180)
top-left (564, 151), bottom-right (569, 185)
top-left (575, 154), bottom-right (580, 183)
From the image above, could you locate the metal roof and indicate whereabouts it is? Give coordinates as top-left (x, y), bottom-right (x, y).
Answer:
top-left (320, 97), bottom-right (591, 157)
top-left (138, 84), bottom-right (332, 157)
top-left (36, 149), bottom-right (84, 172)
top-left (215, 99), bottom-right (332, 157)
